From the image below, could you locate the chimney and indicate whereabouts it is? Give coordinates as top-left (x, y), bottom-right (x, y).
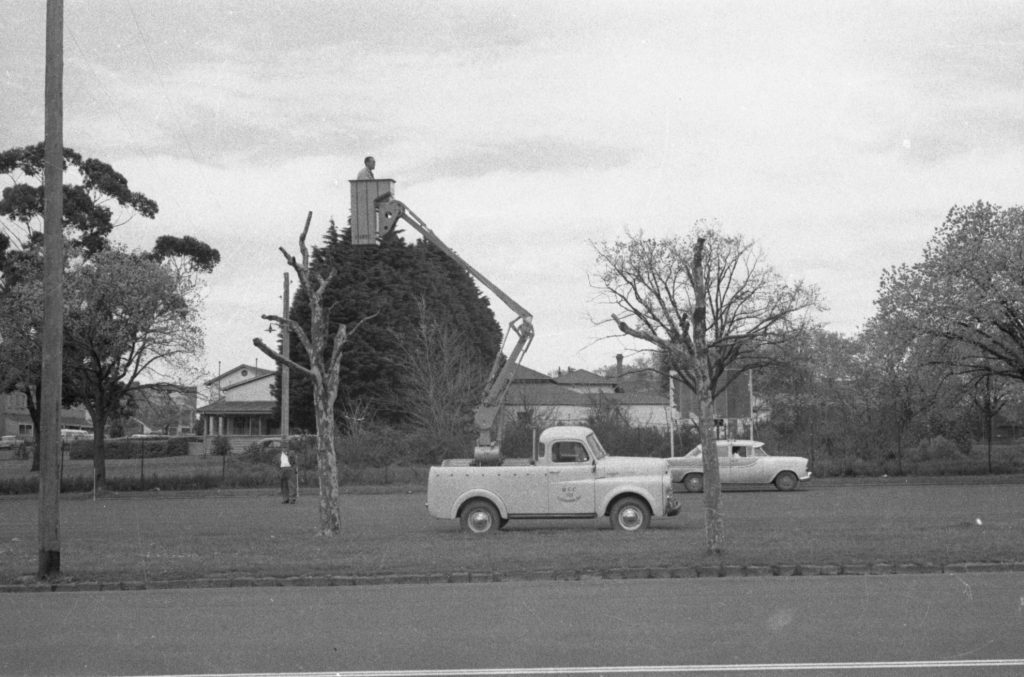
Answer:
top-left (615, 354), bottom-right (623, 379)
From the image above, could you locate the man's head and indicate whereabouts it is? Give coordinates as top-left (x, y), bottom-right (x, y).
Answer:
top-left (364, 156), bottom-right (376, 170)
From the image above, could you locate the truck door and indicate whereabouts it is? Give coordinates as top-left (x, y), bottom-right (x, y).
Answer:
top-left (546, 440), bottom-right (597, 515)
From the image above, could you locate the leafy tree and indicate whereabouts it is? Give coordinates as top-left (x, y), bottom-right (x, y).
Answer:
top-left (755, 325), bottom-right (872, 473)
top-left (593, 225), bottom-right (821, 553)
top-left (0, 142), bottom-right (157, 258)
top-left (63, 248), bottom-right (207, 490)
top-left (875, 202), bottom-right (1024, 383)
top-left (0, 144), bottom-right (216, 474)
top-left (284, 223), bottom-right (501, 433)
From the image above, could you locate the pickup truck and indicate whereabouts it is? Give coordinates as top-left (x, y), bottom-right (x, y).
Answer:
top-left (426, 426), bottom-right (681, 534)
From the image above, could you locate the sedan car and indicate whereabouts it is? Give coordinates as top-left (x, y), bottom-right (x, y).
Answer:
top-left (0, 435), bottom-right (24, 449)
top-left (667, 439), bottom-right (810, 492)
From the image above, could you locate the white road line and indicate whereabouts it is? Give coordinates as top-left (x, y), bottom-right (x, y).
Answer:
top-left (150, 658), bottom-right (1024, 677)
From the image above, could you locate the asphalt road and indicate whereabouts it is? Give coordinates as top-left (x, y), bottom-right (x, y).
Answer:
top-left (3, 573), bottom-right (1024, 676)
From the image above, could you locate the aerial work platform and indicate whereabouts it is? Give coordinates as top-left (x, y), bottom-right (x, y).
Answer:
top-left (349, 179), bottom-right (395, 245)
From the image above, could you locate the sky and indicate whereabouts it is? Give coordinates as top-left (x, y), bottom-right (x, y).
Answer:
top-left (2, 1), bottom-right (1023, 386)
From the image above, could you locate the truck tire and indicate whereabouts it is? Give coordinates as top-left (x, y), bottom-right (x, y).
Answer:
top-left (609, 496), bottom-right (651, 532)
top-left (460, 499), bottom-right (499, 535)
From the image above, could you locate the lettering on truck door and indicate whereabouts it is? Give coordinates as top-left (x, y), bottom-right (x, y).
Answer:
top-left (546, 440), bottom-right (597, 515)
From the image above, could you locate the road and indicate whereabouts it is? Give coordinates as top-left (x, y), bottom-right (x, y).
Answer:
top-left (2, 573), bottom-right (1024, 676)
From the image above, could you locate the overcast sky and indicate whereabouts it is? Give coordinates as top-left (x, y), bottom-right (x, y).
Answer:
top-left (3, 1), bottom-right (1022, 381)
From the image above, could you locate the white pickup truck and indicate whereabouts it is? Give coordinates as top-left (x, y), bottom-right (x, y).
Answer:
top-left (426, 426), bottom-right (681, 534)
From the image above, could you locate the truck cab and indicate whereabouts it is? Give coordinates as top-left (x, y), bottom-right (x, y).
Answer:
top-left (427, 426), bottom-right (681, 534)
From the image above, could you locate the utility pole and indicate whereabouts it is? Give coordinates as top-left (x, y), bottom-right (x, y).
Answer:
top-left (280, 272), bottom-right (290, 446)
top-left (38, 0), bottom-right (64, 579)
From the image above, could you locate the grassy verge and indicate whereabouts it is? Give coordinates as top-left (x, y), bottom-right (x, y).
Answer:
top-left (1, 481), bottom-right (1022, 585)
top-left (0, 455), bottom-right (426, 494)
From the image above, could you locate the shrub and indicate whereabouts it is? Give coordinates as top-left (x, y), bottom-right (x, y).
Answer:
top-left (915, 435), bottom-right (963, 462)
top-left (210, 436), bottom-right (231, 457)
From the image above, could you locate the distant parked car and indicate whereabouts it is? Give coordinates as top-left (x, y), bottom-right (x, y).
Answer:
top-left (667, 439), bottom-right (811, 492)
top-left (0, 435), bottom-right (24, 450)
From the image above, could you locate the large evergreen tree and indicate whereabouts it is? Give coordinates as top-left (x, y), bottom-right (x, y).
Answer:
top-left (284, 224), bottom-right (502, 432)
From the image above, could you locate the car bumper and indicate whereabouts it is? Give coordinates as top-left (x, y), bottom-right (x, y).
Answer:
top-left (665, 497), bottom-right (681, 517)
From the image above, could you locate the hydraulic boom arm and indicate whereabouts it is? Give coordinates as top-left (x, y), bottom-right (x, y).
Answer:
top-left (377, 198), bottom-right (534, 455)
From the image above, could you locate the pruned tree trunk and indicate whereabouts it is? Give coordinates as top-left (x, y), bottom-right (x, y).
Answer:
top-left (690, 238), bottom-right (725, 554)
top-left (254, 212), bottom-right (375, 537)
top-left (312, 378), bottom-right (342, 535)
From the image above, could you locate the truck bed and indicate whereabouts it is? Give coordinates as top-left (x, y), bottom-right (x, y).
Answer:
top-left (440, 458), bottom-right (534, 467)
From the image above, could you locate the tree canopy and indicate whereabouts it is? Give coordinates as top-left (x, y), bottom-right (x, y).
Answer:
top-left (593, 224), bottom-right (823, 397)
top-left (0, 143), bottom-right (158, 258)
top-left (875, 202), bottom-right (1024, 383)
top-left (284, 224), bottom-right (502, 433)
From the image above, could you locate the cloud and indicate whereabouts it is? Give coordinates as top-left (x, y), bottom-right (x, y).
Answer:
top-left (3, 1), bottom-right (1023, 376)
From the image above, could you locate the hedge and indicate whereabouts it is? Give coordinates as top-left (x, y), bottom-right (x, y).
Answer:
top-left (67, 437), bottom-right (198, 460)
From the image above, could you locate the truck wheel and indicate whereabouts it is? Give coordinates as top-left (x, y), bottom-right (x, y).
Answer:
top-left (610, 497), bottom-right (651, 532)
top-left (460, 500), bottom-right (499, 535)
top-left (773, 471), bottom-right (798, 491)
top-left (682, 473), bottom-right (704, 493)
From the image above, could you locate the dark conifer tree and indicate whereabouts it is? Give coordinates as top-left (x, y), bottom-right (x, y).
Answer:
top-left (281, 224), bottom-right (502, 432)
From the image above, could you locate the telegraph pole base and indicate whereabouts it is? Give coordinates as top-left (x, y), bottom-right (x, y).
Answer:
top-left (37, 550), bottom-right (61, 579)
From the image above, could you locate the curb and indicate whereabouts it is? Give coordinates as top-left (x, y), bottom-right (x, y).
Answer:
top-left (5, 560), bottom-right (1024, 593)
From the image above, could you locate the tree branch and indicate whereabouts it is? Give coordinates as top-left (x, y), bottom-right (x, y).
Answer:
top-left (251, 337), bottom-right (314, 378)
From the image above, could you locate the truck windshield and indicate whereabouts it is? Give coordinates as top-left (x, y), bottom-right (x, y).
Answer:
top-left (586, 433), bottom-right (607, 459)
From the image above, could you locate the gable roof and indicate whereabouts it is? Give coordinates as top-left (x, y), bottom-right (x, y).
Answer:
top-left (506, 383), bottom-right (669, 408)
top-left (512, 365), bottom-right (553, 383)
top-left (204, 364), bottom-right (275, 387)
top-left (222, 371), bottom-right (275, 392)
top-left (554, 369), bottom-right (612, 386)
top-left (197, 399), bottom-right (276, 415)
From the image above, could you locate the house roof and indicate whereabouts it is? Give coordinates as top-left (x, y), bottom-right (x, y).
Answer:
top-left (554, 369), bottom-right (613, 386)
top-left (223, 371), bottom-right (275, 392)
top-left (507, 383), bottom-right (592, 406)
top-left (506, 383), bottom-right (669, 408)
top-left (512, 365), bottom-right (553, 383)
top-left (204, 364), bottom-right (275, 387)
top-left (197, 399), bottom-right (276, 415)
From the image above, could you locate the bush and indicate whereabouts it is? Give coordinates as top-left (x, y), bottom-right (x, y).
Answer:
top-left (67, 437), bottom-right (193, 460)
top-left (914, 435), bottom-right (963, 462)
top-left (210, 436), bottom-right (231, 457)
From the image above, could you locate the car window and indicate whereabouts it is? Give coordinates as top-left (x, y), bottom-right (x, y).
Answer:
top-left (552, 441), bottom-right (589, 463)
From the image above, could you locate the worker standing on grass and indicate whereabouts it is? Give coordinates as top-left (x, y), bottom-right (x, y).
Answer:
top-left (279, 446), bottom-right (297, 504)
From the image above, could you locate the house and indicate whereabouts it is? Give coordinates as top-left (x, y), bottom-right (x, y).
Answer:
top-left (197, 364), bottom-right (278, 449)
top-left (504, 365), bottom-right (678, 431)
top-left (0, 391), bottom-right (92, 440)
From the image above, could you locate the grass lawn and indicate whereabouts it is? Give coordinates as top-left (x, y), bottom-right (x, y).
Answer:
top-left (1, 479), bottom-right (1023, 585)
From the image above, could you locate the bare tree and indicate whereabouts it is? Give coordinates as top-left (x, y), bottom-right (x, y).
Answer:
top-left (394, 298), bottom-right (489, 449)
top-left (593, 225), bottom-right (821, 553)
top-left (253, 212), bottom-right (375, 537)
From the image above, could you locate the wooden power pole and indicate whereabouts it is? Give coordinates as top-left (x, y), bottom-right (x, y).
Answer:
top-left (38, 0), bottom-right (64, 578)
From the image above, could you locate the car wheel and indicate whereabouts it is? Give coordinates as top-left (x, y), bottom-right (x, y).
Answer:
top-left (773, 471), bottom-right (799, 491)
top-left (610, 497), bottom-right (651, 532)
top-left (460, 500), bottom-right (499, 534)
top-left (682, 473), bottom-right (704, 493)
